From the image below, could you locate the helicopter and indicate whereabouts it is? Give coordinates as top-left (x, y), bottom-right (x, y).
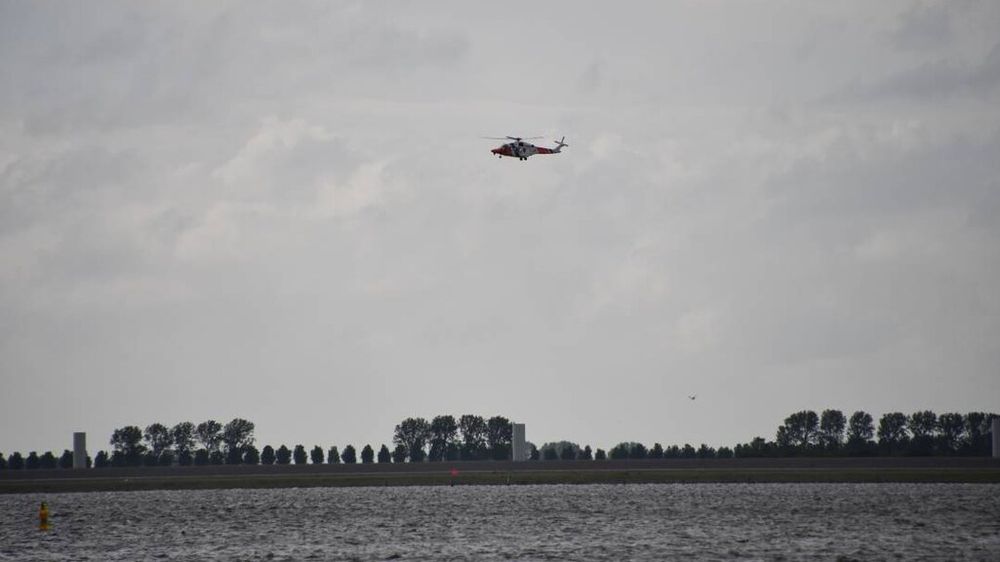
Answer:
top-left (486, 136), bottom-right (568, 161)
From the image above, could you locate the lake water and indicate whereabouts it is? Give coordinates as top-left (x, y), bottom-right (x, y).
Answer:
top-left (1, 483), bottom-right (999, 560)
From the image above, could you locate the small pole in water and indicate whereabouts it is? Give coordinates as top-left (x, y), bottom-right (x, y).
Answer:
top-left (38, 502), bottom-right (49, 531)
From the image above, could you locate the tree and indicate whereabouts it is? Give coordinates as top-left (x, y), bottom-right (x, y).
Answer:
top-left (681, 444), bottom-right (697, 458)
top-left (142, 451), bottom-right (159, 467)
top-left (717, 446), bottom-right (734, 458)
top-left (458, 415), bottom-right (488, 460)
top-left (311, 446), bottom-right (325, 465)
top-left (110, 426), bottom-right (146, 466)
top-left (158, 451), bottom-right (174, 466)
top-left (39, 451), bottom-right (57, 469)
top-left (937, 413), bottom-right (965, 454)
top-left (629, 443), bottom-right (648, 459)
top-left (171, 422), bottom-right (196, 456)
top-left (9, 452), bottom-right (25, 470)
top-left (779, 411), bottom-right (819, 451)
top-left (222, 418), bottom-right (255, 461)
top-left (428, 415), bottom-right (458, 462)
top-left (26, 452), bottom-right (40, 469)
top-left (195, 420), bottom-right (223, 453)
top-left (664, 445), bottom-right (681, 458)
top-left (543, 447), bottom-right (559, 461)
top-left (649, 443), bottom-right (664, 459)
top-left (327, 446), bottom-right (341, 464)
top-left (194, 449), bottom-right (210, 466)
top-left (144, 423), bottom-right (173, 457)
top-left (819, 410), bottom-right (846, 451)
top-left (697, 444), bottom-right (716, 458)
top-left (609, 443), bottom-right (630, 460)
top-left (243, 445), bottom-right (260, 465)
top-left (378, 445), bottom-right (392, 463)
top-left (94, 451), bottom-right (109, 468)
top-left (594, 448), bottom-right (607, 461)
top-left (529, 443), bottom-right (540, 461)
top-left (261, 445), bottom-right (276, 465)
top-left (878, 412), bottom-right (909, 455)
top-left (908, 411), bottom-right (938, 456)
top-left (486, 416), bottom-right (513, 460)
top-left (847, 411), bottom-right (874, 442)
top-left (59, 450), bottom-right (73, 469)
top-left (394, 417), bottom-right (431, 463)
top-left (392, 444), bottom-right (407, 463)
top-left (342, 445), bottom-right (357, 464)
top-left (178, 449), bottom-right (193, 466)
top-left (361, 445), bottom-right (375, 464)
top-left (276, 445), bottom-right (292, 465)
top-left (578, 445), bottom-right (593, 461)
top-left (293, 445), bottom-right (308, 465)
top-left (540, 442), bottom-right (580, 461)
top-left (846, 411), bottom-right (875, 456)
top-left (0, 453), bottom-right (5, 470)
top-left (560, 445), bottom-right (577, 460)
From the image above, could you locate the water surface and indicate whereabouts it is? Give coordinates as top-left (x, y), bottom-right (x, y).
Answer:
top-left (2, 483), bottom-right (998, 560)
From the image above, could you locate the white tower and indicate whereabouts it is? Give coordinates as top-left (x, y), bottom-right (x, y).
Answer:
top-left (73, 432), bottom-right (87, 469)
top-left (992, 418), bottom-right (999, 459)
top-left (512, 423), bottom-right (526, 461)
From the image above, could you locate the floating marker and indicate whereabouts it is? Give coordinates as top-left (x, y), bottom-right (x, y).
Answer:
top-left (38, 502), bottom-right (49, 531)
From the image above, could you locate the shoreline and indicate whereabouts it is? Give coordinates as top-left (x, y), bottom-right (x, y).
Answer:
top-left (3, 458), bottom-right (998, 493)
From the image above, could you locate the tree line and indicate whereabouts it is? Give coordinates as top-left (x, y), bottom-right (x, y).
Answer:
top-left (0, 410), bottom-right (995, 470)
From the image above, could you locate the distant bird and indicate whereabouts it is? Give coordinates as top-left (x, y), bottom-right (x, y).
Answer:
top-left (688, 395), bottom-right (697, 400)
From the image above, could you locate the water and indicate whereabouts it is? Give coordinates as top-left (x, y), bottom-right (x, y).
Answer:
top-left (1, 483), bottom-right (999, 560)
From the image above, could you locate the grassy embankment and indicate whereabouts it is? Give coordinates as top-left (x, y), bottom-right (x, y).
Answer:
top-left (3, 466), bottom-right (999, 494)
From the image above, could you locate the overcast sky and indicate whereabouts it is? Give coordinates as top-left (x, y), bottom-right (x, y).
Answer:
top-left (2, 1), bottom-right (999, 455)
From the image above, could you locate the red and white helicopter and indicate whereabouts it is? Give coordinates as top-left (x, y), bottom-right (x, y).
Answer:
top-left (486, 136), bottom-right (568, 161)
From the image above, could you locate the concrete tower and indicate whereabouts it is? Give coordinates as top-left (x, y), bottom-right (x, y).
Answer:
top-left (73, 432), bottom-right (87, 469)
top-left (993, 418), bottom-right (999, 459)
top-left (512, 423), bottom-right (526, 462)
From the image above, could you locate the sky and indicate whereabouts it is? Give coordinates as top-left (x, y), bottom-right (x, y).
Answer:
top-left (1, 1), bottom-right (999, 456)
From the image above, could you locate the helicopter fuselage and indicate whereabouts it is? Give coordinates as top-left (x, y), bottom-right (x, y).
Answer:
top-left (491, 141), bottom-right (559, 161)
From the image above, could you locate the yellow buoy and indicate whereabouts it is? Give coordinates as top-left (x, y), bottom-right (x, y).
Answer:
top-left (39, 502), bottom-right (49, 531)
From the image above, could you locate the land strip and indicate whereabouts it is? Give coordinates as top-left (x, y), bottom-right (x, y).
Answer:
top-left (2, 458), bottom-right (998, 493)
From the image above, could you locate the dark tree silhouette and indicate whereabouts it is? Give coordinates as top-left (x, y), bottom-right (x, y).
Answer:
top-left (392, 444), bottom-right (407, 463)
top-left (311, 446), bottom-right (325, 464)
top-left (342, 445), bottom-right (357, 464)
top-left (878, 412), bottom-right (909, 455)
top-left (578, 445), bottom-right (593, 461)
top-left (293, 445), bottom-right (308, 465)
top-left (908, 411), bottom-right (937, 456)
top-left (458, 415), bottom-right (488, 460)
top-left (594, 448), bottom-right (606, 461)
top-left (681, 444), bottom-right (697, 458)
top-left (428, 415), bottom-right (458, 462)
top-left (142, 451), bottom-right (158, 467)
top-left (361, 444), bottom-right (375, 464)
top-left (649, 443), bottom-right (664, 459)
top-left (486, 416), bottom-right (513, 460)
top-left (779, 411), bottom-right (819, 451)
top-left (59, 450), bottom-right (73, 469)
top-left (193, 449), bottom-right (210, 466)
top-left (144, 423), bottom-right (173, 457)
top-left (9, 452), bottom-right (24, 469)
top-left (609, 443), bottom-right (630, 460)
top-left (394, 417), bottom-right (431, 463)
top-left (377, 445), bottom-right (392, 463)
top-left (0, 452), bottom-right (6, 470)
top-left (937, 413), bottom-right (965, 454)
top-left (819, 410), bottom-right (846, 451)
top-left (158, 451), bottom-right (174, 466)
top-left (171, 422), bottom-right (196, 456)
top-left (717, 446), bottom-right (734, 458)
top-left (222, 418), bottom-right (255, 462)
top-left (697, 444), bottom-right (716, 458)
top-left (543, 447), bottom-right (558, 461)
top-left (327, 446), bottom-right (341, 464)
top-left (178, 449), bottom-right (193, 466)
top-left (26, 452), bottom-right (40, 469)
top-left (275, 445), bottom-right (292, 465)
top-left (110, 426), bottom-right (146, 466)
top-left (195, 420), bottom-right (223, 453)
top-left (243, 445), bottom-right (260, 465)
top-left (39, 451), bottom-right (57, 469)
top-left (261, 445), bottom-right (276, 465)
top-left (629, 443), bottom-right (648, 459)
